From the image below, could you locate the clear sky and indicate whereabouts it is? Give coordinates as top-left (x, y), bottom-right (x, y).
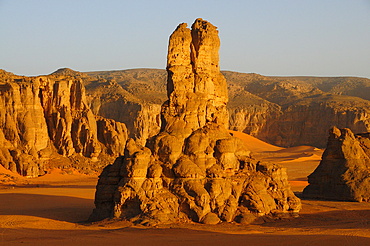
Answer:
top-left (1, 0), bottom-right (369, 78)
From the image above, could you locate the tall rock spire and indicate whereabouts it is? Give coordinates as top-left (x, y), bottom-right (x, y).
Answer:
top-left (163, 19), bottom-right (228, 139)
top-left (90, 19), bottom-right (301, 225)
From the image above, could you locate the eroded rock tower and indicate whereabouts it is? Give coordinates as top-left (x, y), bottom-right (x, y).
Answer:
top-left (90, 18), bottom-right (301, 225)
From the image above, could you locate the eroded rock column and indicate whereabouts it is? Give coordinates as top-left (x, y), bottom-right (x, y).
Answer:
top-left (90, 18), bottom-right (301, 225)
top-left (163, 19), bottom-right (229, 139)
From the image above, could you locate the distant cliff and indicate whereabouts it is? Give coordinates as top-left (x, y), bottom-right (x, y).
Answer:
top-left (234, 76), bottom-right (370, 147)
top-left (83, 72), bottom-right (163, 146)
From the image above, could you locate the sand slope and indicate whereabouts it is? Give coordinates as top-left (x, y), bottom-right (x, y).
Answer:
top-left (230, 130), bottom-right (283, 152)
top-left (231, 130), bottom-right (324, 189)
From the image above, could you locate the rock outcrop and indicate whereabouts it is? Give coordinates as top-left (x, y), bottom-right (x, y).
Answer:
top-left (90, 19), bottom-right (301, 225)
top-left (303, 126), bottom-right (370, 201)
top-left (0, 69), bottom-right (128, 177)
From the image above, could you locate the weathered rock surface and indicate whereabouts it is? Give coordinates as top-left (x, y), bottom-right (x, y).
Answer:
top-left (0, 72), bottom-right (49, 176)
top-left (303, 127), bottom-right (370, 201)
top-left (90, 19), bottom-right (301, 225)
top-left (0, 69), bottom-right (128, 177)
top-left (163, 19), bottom-right (229, 136)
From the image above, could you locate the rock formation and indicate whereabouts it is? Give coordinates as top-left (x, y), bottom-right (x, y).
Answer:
top-left (303, 126), bottom-right (370, 201)
top-left (90, 19), bottom-right (301, 225)
top-left (0, 69), bottom-right (128, 177)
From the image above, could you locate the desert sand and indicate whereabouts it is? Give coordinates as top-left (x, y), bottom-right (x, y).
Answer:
top-left (1, 132), bottom-right (370, 245)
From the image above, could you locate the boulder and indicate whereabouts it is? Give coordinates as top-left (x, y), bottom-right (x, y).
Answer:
top-left (303, 126), bottom-right (370, 201)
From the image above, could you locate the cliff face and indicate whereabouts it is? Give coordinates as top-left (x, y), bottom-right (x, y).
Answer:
top-left (0, 73), bottom-right (49, 176)
top-left (262, 96), bottom-right (370, 147)
top-left (238, 78), bottom-right (370, 147)
top-left (303, 127), bottom-right (370, 201)
top-left (38, 76), bottom-right (101, 158)
top-left (227, 84), bottom-right (283, 141)
top-left (90, 19), bottom-right (301, 225)
top-left (0, 70), bottom-right (128, 177)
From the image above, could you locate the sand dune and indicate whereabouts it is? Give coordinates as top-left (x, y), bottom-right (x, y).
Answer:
top-left (230, 130), bottom-right (324, 184)
top-left (1, 133), bottom-right (370, 245)
top-left (229, 130), bottom-right (283, 152)
top-left (229, 130), bottom-right (322, 163)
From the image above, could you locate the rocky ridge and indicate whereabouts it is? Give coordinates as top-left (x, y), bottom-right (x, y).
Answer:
top-left (84, 70), bottom-right (370, 148)
top-left (90, 19), bottom-right (301, 225)
top-left (303, 126), bottom-right (370, 201)
top-left (0, 69), bottom-right (128, 177)
top-left (235, 77), bottom-right (370, 147)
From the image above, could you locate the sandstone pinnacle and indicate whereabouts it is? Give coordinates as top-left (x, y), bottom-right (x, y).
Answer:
top-left (164, 18), bottom-right (229, 139)
top-left (90, 19), bottom-right (301, 225)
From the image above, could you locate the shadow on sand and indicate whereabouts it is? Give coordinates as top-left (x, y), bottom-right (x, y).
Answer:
top-left (3, 226), bottom-right (370, 246)
top-left (1, 193), bottom-right (370, 246)
top-left (0, 193), bottom-right (94, 223)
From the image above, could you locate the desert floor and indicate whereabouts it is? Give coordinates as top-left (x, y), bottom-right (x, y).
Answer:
top-left (1, 132), bottom-right (370, 245)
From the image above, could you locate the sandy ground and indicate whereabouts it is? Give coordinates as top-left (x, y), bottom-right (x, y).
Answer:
top-left (1, 132), bottom-right (370, 245)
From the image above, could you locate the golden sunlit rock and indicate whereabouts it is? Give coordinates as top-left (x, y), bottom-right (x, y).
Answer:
top-left (90, 19), bottom-right (301, 225)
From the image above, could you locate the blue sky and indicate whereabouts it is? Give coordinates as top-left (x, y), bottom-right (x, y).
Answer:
top-left (1, 0), bottom-right (369, 78)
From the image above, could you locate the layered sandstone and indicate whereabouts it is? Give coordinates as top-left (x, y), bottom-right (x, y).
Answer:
top-left (90, 19), bottom-right (301, 225)
top-left (0, 70), bottom-right (128, 177)
top-left (303, 127), bottom-right (370, 201)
